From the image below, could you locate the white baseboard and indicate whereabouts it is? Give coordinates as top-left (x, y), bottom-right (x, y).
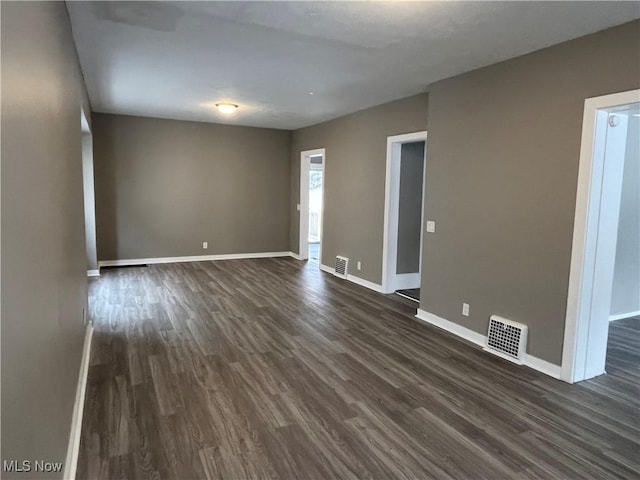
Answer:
top-left (415, 309), bottom-right (561, 380)
top-left (347, 273), bottom-right (384, 293)
top-left (319, 264), bottom-right (384, 293)
top-left (523, 353), bottom-right (562, 379)
top-left (319, 264), bottom-right (334, 274)
top-left (289, 252), bottom-right (303, 260)
top-left (99, 251), bottom-right (292, 267)
top-left (87, 269), bottom-right (100, 277)
top-left (609, 310), bottom-right (640, 322)
top-left (483, 346), bottom-right (524, 365)
top-left (63, 323), bottom-right (94, 480)
top-left (415, 309), bottom-right (485, 346)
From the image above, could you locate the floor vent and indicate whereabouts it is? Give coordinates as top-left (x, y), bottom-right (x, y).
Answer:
top-left (334, 256), bottom-right (348, 279)
top-left (483, 315), bottom-right (527, 364)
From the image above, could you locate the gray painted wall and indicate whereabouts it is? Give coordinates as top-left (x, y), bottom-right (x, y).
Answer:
top-left (93, 113), bottom-right (292, 261)
top-left (1, 2), bottom-right (91, 477)
top-left (290, 93), bottom-right (429, 283)
top-left (611, 114), bottom-right (640, 317)
top-left (420, 20), bottom-right (640, 365)
top-left (397, 142), bottom-right (425, 274)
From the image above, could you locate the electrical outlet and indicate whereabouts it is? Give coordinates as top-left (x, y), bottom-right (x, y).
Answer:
top-left (462, 303), bottom-right (470, 317)
top-left (202, 242), bottom-right (208, 249)
top-left (426, 221), bottom-right (436, 233)
top-left (357, 261), bottom-right (362, 271)
top-left (296, 204), bottom-right (301, 211)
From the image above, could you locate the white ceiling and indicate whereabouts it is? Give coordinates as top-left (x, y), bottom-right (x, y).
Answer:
top-left (67, 1), bottom-right (640, 130)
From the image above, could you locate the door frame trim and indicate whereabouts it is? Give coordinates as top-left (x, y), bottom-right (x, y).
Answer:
top-left (561, 89), bottom-right (639, 383)
top-left (381, 131), bottom-right (427, 294)
top-left (299, 148), bottom-right (325, 262)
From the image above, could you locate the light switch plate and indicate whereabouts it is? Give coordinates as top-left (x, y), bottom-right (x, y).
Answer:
top-left (426, 221), bottom-right (436, 233)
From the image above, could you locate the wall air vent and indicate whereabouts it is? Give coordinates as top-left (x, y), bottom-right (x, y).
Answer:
top-left (334, 256), bottom-right (349, 279)
top-left (483, 315), bottom-right (528, 364)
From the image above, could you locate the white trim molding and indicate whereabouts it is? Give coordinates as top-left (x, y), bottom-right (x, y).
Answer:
top-left (382, 131), bottom-right (427, 294)
top-left (415, 309), bottom-right (562, 380)
top-left (346, 273), bottom-right (384, 293)
top-left (319, 264), bottom-right (333, 274)
top-left (319, 264), bottom-right (384, 293)
top-left (299, 148), bottom-right (326, 262)
top-left (415, 309), bottom-right (485, 346)
top-left (87, 269), bottom-right (100, 277)
top-left (610, 311), bottom-right (640, 322)
top-left (63, 323), bottom-right (94, 480)
top-left (524, 354), bottom-right (563, 380)
top-left (99, 251), bottom-right (292, 267)
top-left (561, 89), bottom-right (640, 384)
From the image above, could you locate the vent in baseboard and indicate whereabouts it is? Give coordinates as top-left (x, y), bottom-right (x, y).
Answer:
top-left (334, 256), bottom-right (348, 279)
top-left (483, 315), bottom-right (527, 364)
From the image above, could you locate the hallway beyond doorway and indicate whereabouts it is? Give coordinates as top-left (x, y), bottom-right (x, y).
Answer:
top-left (309, 243), bottom-right (320, 263)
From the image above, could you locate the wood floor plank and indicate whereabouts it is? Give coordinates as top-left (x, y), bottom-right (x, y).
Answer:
top-left (77, 258), bottom-right (640, 479)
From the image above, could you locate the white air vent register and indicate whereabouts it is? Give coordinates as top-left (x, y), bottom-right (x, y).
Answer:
top-left (334, 256), bottom-right (349, 279)
top-left (484, 315), bottom-right (528, 364)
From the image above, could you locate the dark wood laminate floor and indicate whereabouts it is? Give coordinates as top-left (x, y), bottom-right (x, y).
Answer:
top-left (78, 258), bottom-right (640, 480)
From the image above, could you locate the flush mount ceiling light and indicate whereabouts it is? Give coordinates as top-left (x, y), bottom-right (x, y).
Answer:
top-left (215, 103), bottom-right (238, 114)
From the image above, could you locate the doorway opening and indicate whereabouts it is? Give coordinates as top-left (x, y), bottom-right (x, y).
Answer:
top-left (561, 89), bottom-right (640, 383)
top-left (308, 159), bottom-right (324, 263)
top-left (382, 131), bottom-right (427, 298)
top-left (81, 109), bottom-right (99, 277)
top-left (299, 149), bottom-right (325, 265)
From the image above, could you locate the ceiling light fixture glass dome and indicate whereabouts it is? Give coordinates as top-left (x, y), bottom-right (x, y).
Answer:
top-left (216, 103), bottom-right (238, 114)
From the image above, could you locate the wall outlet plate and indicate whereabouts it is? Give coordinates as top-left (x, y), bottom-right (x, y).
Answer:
top-left (426, 221), bottom-right (436, 233)
top-left (202, 242), bottom-right (208, 249)
top-left (462, 303), bottom-right (470, 316)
